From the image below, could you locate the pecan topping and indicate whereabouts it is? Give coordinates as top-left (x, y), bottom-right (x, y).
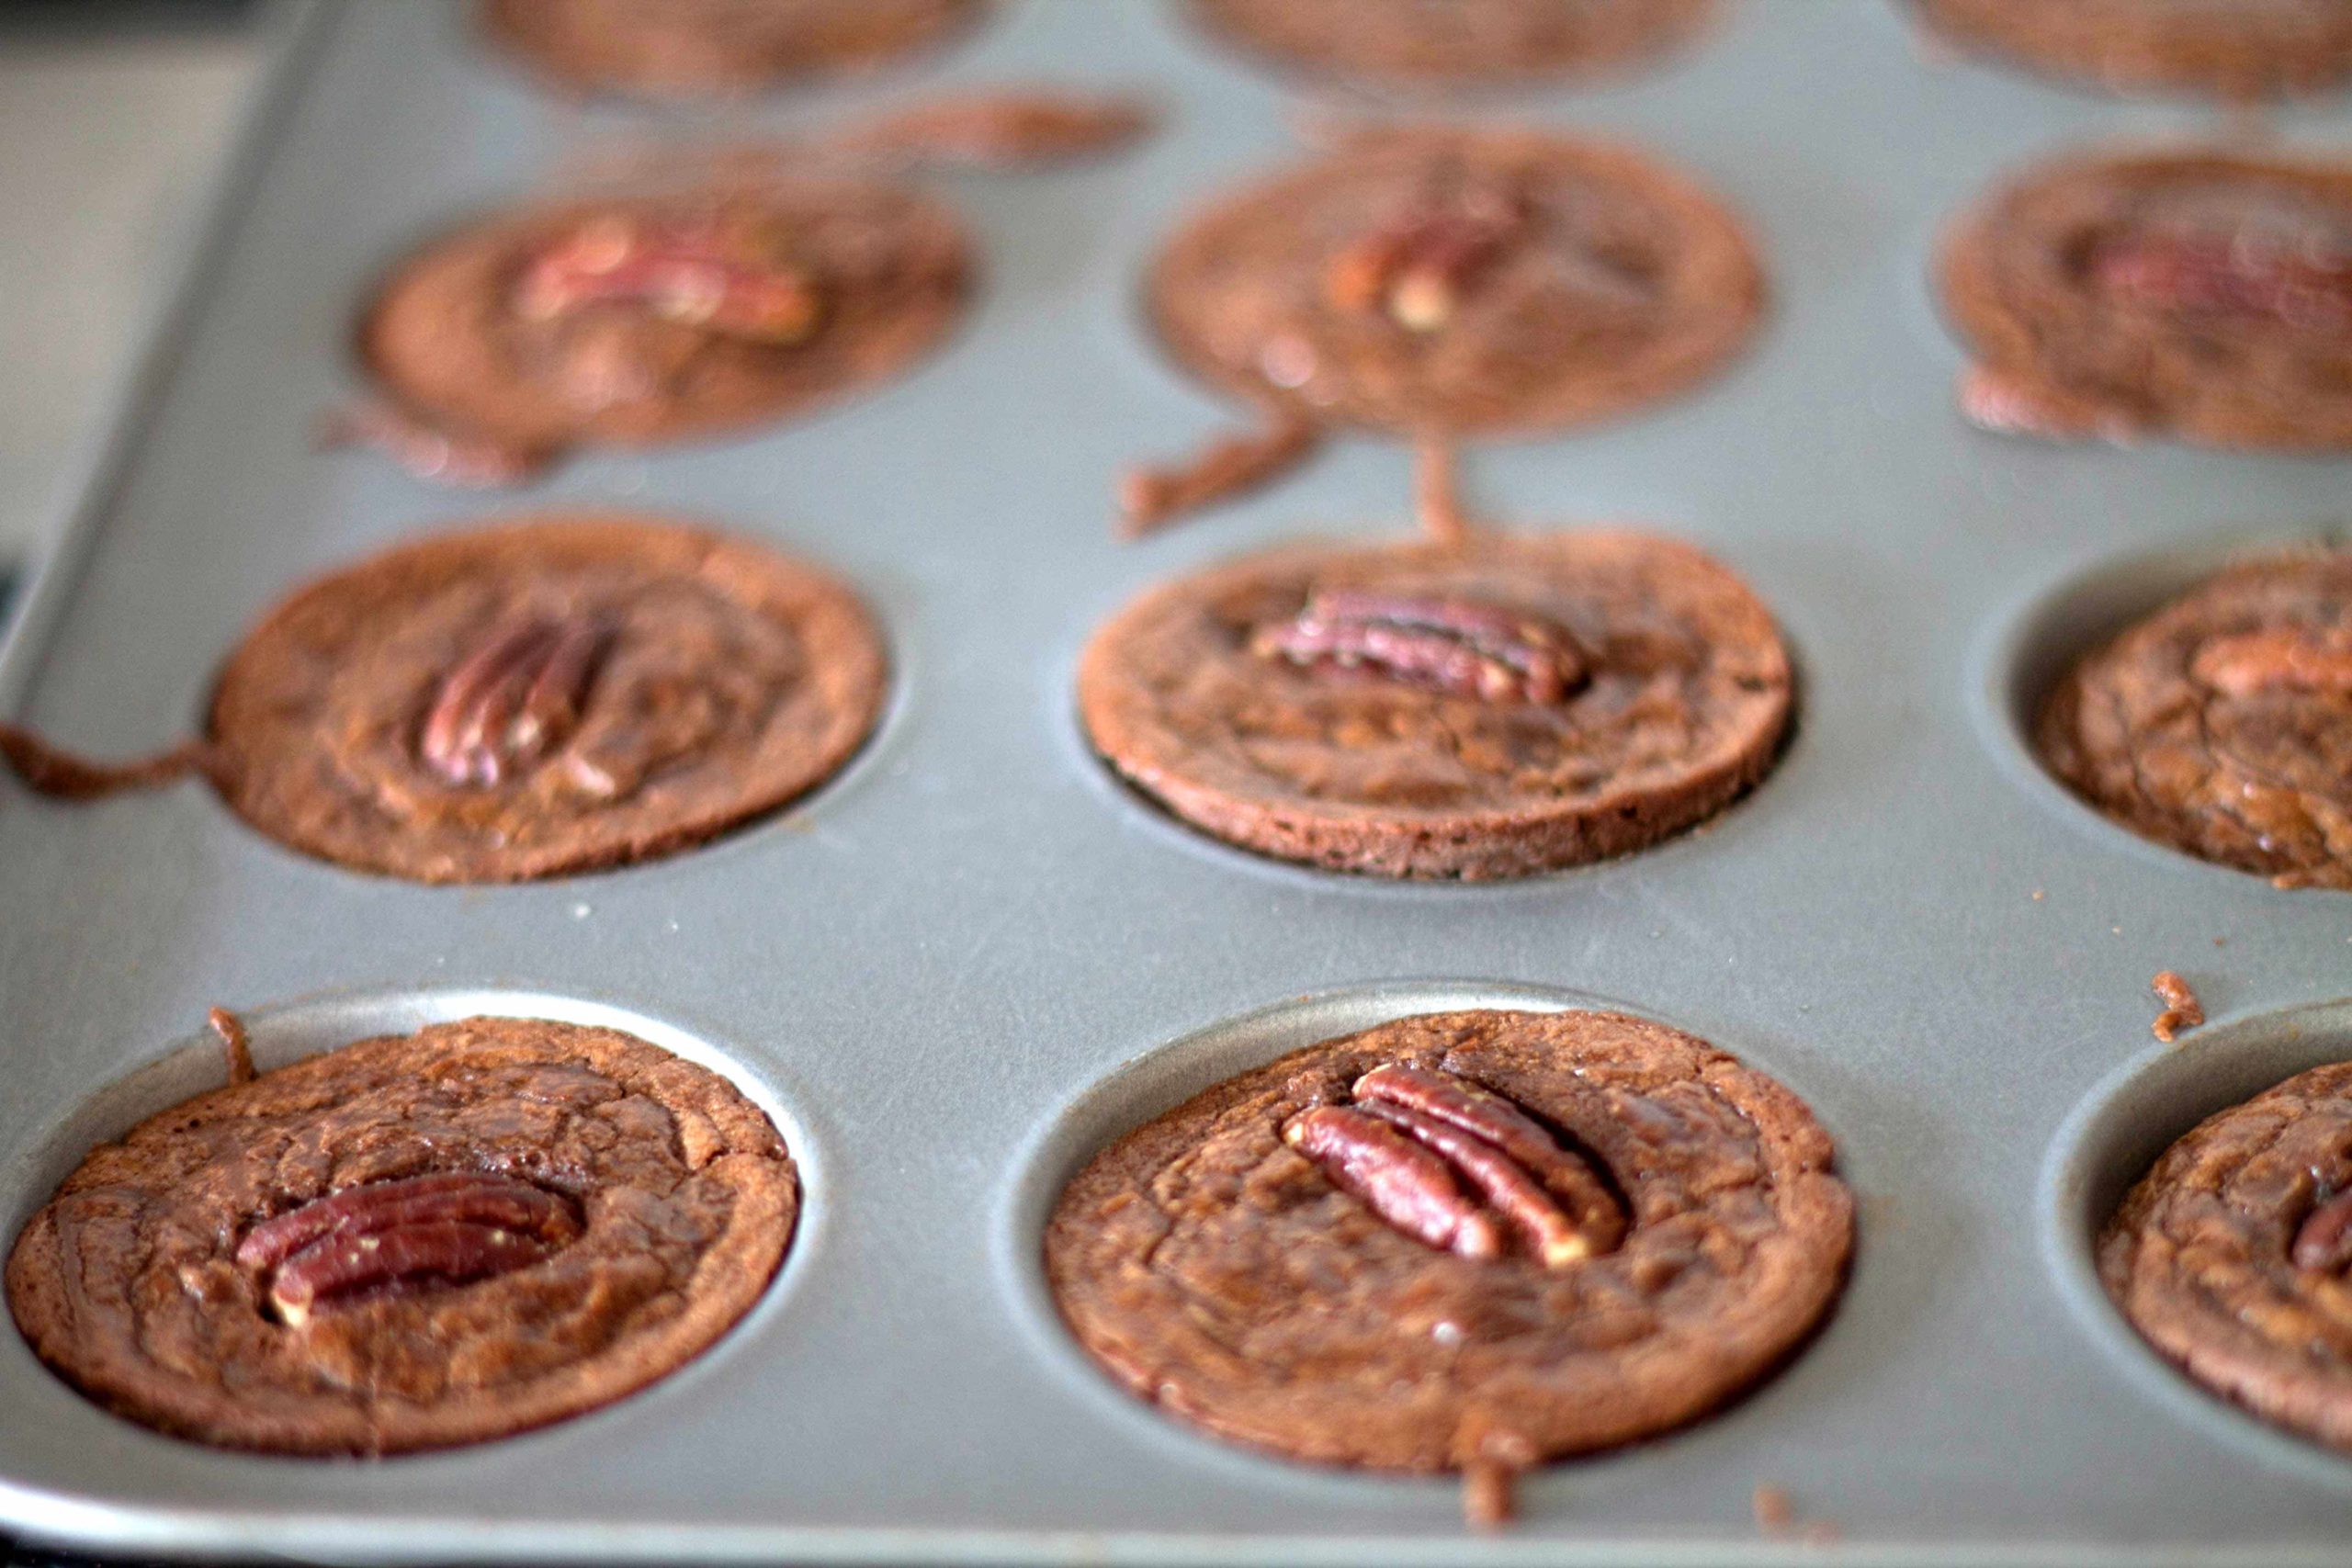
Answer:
top-left (2092, 230), bottom-right (2352, 333)
top-left (236, 1172), bottom-right (582, 1327)
top-left (1284, 1106), bottom-right (1507, 1259)
top-left (2191, 626), bottom-right (2352, 698)
top-left (1283, 1065), bottom-right (1623, 1268)
top-left (514, 215), bottom-right (824, 345)
top-left (1325, 182), bottom-right (1531, 333)
top-left (2294, 1189), bottom-right (2352, 1273)
top-left (418, 614), bottom-right (611, 787)
top-left (1251, 589), bottom-right (1589, 704)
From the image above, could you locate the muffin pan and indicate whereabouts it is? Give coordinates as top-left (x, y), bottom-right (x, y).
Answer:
top-left (2, 0), bottom-right (2352, 1560)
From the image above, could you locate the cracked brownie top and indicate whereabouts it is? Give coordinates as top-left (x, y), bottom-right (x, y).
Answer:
top-left (6, 1015), bottom-right (797, 1456)
top-left (1046, 1007), bottom-right (1852, 1488)
top-left (2037, 547), bottom-right (2352, 890)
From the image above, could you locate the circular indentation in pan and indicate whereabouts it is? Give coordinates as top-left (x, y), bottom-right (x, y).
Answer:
top-left (1967, 527), bottom-right (2350, 884)
top-left (2039, 998), bottom-right (2352, 1485)
top-left (0, 987), bottom-right (824, 1451)
top-left (993, 978), bottom-right (1834, 1487)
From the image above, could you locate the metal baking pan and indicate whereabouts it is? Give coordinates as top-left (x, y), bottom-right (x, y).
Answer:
top-left (3, 1), bottom-right (2352, 1561)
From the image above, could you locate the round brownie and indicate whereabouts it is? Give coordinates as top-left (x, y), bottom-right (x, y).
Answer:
top-left (1914, 0), bottom-right (2352, 101)
top-left (1183, 0), bottom-right (1717, 90)
top-left (207, 513), bottom-right (886, 883)
top-left (6, 1015), bottom-right (797, 1456)
top-left (2037, 548), bottom-right (2352, 891)
top-left (2101, 1062), bottom-right (2352, 1450)
top-left (482, 0), bottom-right (984, 99)
top-left (360, 180), bottom-right (969, 463)
top-left (1046, 1007), bottom-right (1853, 1480)
top-left (1146, 127), bottom-right (1765, 441)
top-left (1939, 150), bottom-right (2352, 450)
top-left (1077, 531), bottom-right (1792, 879)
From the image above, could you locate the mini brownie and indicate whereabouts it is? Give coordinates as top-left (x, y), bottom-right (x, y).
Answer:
top-left (1184, 0), bottom-right (1717, 90)
top-left (1078, 531), bottom-right (1792, 879)
top-left (1914, 0), bottom-right (2352, 101)
top-left (482, 0), bottom-right (983, 99)
top-left (1939, 150), bottom-right (2352, 450)
top-left (2101, 1062), bottom-right (2352, 1450)
top-left (6, 1015), bottom-right (796, 1456)
top-left (1147, 126), bottom-right (1765, 441)
top-left (2038, 548), bottom-right (2352, 891)
top-left (359, 180), bottom-right (968, 467)
top-left (207, 513), bottom-right (886, 883)
top-left (1046, 1008), bottom-right (1853, 1487)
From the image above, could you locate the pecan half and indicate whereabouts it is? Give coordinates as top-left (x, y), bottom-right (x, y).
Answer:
top-left (1284, 1066), bottom-right (1623, 1269)
top-left (1283, 1106), bottom-right (1506, 1260)
top-left (2294, 1189), bottom-right (2352, 1273)
top-left (236, 1172), bottom-right (582, 1327)
top-left (1251, 589), bottom-right (1589, 704)
top-left (2191, 626), bottom-right (2352, 698)
top-left (1325, 183), bottom-right (1530, 333)
top-left (418, 614), bottom-right (611, 788)
top-left (2092, 230), bottom-right (2352, 333)
top-left (514, 215), bottom-right (824, 345)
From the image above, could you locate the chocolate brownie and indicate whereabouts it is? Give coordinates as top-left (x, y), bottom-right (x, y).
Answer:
top-left (1148, 126), bottom-right (1764, 442)
top-left (2037, 548), bottom-right (2352, 890)
top-left (6, 1014), bottom-right (796, 1456)
top-left (190, 513), bottom-right (886, 883)
top-left (482, 0), bottom-right (984, 100)
top-left (1939, 150), bottom-right (2352, 450)
top-left (1915, 0), bottom-right (2352, 101)
top-left (1046, 1008), bottom-right (1853, 1495)
top-left (356, 179), bottom-right (968, 478)
top-left (2101, 1061), bottom-right (2352, 1450)
top-left (1077, 530), bottom-right (1792, 879)
top-left (1184, 0), bottom-right (1718, 90)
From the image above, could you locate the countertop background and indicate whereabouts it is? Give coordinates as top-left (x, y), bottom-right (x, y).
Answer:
top-left (0, 0), bottom-right (260, 573)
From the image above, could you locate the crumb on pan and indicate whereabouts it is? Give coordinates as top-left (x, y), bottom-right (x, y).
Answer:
top-left (2152, 970), bottom-right (2204, 1043)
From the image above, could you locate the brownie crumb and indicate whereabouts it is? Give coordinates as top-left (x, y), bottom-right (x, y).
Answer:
top-left (2151, 971), bottom-right (2204, 1043)
top-left (207, 1007), bottom-right (254, 1088)
top-left (1462, 1459), bottom-right (1518, 1530)
top-left (1755, 1483), bottom-right (1839, 1545)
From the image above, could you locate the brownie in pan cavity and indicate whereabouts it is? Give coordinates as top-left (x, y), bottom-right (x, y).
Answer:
top-left (6, 1014), bottom-right (797, 1456)
top-left (2038, 547), bottom-right (2352, 890)
top-left (1915, 0), bottom-right (2352, 100)
top-left (1080, 528), bottom-right (1792, 879)
top-left (0, 514), bottom-right (888, 884)
top-left (1125, 124), bottom-right (1765, 528)
top-left (1940, 150), bottom-right (2352, 450)
top-left (352, 176), bottom-right (972, 483)
top-left (1047, 1008), bottom-right (1853, 1524)
top-left (2103, 1061), bottom-right (2352, 1450)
